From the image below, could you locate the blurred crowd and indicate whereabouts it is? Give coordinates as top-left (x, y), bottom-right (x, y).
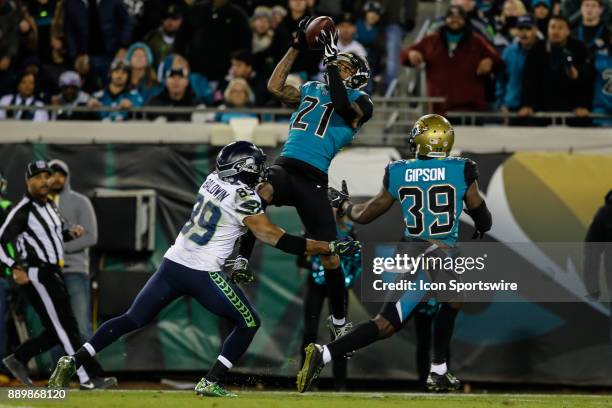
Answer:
top-left (0, 0), bottom-right (609, 124)
top-left (0, 0), bottom-right (416, 122)
top-left (403, 0), bottom-right (611, 123)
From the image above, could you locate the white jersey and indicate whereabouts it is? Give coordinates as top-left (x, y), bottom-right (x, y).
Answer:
top-left (164, 172), bottom-right (263, 271)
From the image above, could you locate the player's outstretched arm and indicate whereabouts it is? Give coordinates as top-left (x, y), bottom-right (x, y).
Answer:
top-left (267, 17), bottom-right (312, 110)
top-left (243, 213), bottom-right (359, 256)
top-left (320, 30), bottom-right (373, 129)
top-left (464, 181), bottom-right (492, 239)
top-left (329, 182), bottom-right (395, 224)
top-left (267, 48), bottom-right (301, 109)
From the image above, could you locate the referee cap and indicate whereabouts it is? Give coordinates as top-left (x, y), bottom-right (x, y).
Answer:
top-left (26, 161), bottom-right (52, 179)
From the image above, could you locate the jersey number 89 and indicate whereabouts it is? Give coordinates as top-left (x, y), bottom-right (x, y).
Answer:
top-left (181, 194), bottom-right (221, 245)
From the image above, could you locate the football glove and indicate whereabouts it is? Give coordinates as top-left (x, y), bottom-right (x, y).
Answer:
top-left (320, 29), bottom-right (339, 66)
top-left (226, 256), bottom-right (254, 284)
top-left (328, 180), bottom-right (350, 215)
top-left (329, 237), bottom-right (361, 256)
top-left (290, 16), bottom-right (313, 51)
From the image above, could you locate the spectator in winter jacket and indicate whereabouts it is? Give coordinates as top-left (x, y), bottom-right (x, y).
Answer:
top-left (519, 15), bottom-right (592, 118)
top-left (147, 54), bottom-right (201, 122)
top-left (144, 2), bottom-right (183, 67)
top-left (63, 0), bottom-right (133, 85)
top-left (0, 71), bottom-right (48, 121)
top-left (50, 70), bottom-right (92, 120)
top-left (48, 159), bottom-right (97, 339)
top-left (181, 0), bottom-right (251, 82)
top-left (157, 53), bottom-right (212, 105)
top-left (497, 14), bottom-right (540, 111)
top-left (214, 77), bottom-right (258, 123)
top-left (356, 1), bottom-right (386, 87)
top-left (561, 0), bottom-right (611, 26)
top-left (88, 59), bottom-right (143, 121)
top-left (217, 49), bottom-right (269, 107)
top-left (401, 6), bottom-right (503, 114)
top-left (251, 6), bottom-right (274, 54)
top-left (571, 0), bottom-right (610, 55)
top-left (126, 42), bottom-right (162, 103)
top-left (532, 0), bottom-right (552, 37)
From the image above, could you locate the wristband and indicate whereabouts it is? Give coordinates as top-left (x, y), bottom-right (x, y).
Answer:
top-left (275, 233), bottom-right (307, 255)
top-left (345, 203), bottom-right (354, 220)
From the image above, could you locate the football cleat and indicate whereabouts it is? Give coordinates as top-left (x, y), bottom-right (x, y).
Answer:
top-left (194, 378), bottom-right (237, 397)
top-left (326, 316), bottom-right (354, 358)
top-left (426, 371), bottom-right (461, 392)
top-left (48, 356), bottom-right (76, 388)
top-left (80, 376), bottom-right (118, 390)
top-left (296, 343), bottom-right (325, 393)
top-left (2, 354), bottom-right (34, 387)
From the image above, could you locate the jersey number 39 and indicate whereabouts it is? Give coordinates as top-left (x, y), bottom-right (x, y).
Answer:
top-left (181, 194), bottom-right (221, 245)
top-left (399, 185), bottom-right (456, 236)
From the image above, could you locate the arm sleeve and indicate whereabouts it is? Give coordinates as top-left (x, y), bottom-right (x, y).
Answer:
top-left (464, 159), bottom-right (479, 187)
top-left (326, 64), bottom-right (358, 125)
top-left (65, 196), bottom-right (98, 253)
top-left (0, 205), bottom-right (28, 268)
top-left (237, 230), bottom-right (257, 259)
top-left (354, 94), bottom-right (374, 127)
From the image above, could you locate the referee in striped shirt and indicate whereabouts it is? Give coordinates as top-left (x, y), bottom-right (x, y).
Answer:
top-left (0, 161), bottom-right (115, 389)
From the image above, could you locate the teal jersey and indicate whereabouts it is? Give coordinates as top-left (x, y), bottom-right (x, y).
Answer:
top-left (385, 157), bottom-right (479, 246)
top-left (281, 81), bottom-right (372, 173)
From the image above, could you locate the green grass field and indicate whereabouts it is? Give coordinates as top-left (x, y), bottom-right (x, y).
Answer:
top-left (1, 390), bottom-right (611, 408)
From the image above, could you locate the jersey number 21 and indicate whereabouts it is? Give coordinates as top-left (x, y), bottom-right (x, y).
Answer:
top-left (291, 96), bottom-right (334, 138)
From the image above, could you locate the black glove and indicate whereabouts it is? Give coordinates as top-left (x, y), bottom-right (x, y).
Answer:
top-left (329, 237), bottom-right (362, 256)
top-left (226, 256), bottom-right (254, 284)
top-left (290, 16), bottom-right (313, 51)
top-left (320, 29), bottom-right (339, 66)
top-left (328, 180), bottom-right (350, 216)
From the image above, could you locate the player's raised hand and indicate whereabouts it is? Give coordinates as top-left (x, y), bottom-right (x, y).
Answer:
top-left (291, 16), bottom-right (314, 50)
top-left (320, 29), bottom-right (339, 65)
top-left (226, 256), bottom-right (254, 284)
top-left (328, 180), bottom-right (350, 213)
top-left (329, 237), bottom-right (361, 256)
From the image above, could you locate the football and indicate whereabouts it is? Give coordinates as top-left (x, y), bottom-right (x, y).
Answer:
top-left (305, 16), bottom-right (336, 50)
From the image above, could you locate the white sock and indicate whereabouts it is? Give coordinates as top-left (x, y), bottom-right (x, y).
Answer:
top-left (322, 345), bottom-right (332, 365)
top-left (430, 362), bottom-right (447, 375)
top-left (83, 342), bottom-right (96, 357)
top-left (332, 317), bottom-right (346, 326)
top-left (217, 355), bottom-right (233, 369)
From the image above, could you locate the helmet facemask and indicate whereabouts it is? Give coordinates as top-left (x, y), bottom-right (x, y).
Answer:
top-left (324, 52), bottom-right (371, 90)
